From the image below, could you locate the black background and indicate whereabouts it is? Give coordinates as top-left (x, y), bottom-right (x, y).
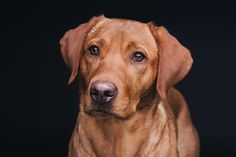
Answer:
top-left (2, 0), bottom-right (236, 157)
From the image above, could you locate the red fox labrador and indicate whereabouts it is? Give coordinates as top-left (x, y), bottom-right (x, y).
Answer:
top-left (60, 16), bottom-right (199, 157)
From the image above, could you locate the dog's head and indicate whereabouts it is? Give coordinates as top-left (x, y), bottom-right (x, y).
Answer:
top-left (60, 16), bottom-right (192, 119)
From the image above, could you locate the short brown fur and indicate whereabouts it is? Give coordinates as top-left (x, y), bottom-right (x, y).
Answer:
top-left (60, 16), bottom-right (199, 157)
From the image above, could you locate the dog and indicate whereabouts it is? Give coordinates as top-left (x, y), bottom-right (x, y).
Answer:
top-left (60, 16), bottom-right (199, 157)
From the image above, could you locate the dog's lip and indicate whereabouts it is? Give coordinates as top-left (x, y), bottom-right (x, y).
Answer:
top-left (88, 109), bottom-right (114, 117)
top-left (85, 108), bottom-right (129, 120)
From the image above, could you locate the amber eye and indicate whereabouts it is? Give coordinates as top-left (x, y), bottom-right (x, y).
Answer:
top-left (88, 45), bottom-right (100, 56)
top-left (132, 52), bottom-right (146, 62)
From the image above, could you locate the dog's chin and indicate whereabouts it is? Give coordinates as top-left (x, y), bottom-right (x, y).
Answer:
top-left (84, 108), bottom-right (132, 120)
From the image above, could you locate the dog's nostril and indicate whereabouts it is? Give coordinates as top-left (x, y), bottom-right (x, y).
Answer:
top-left (104, 90), bottom-right (115, 97)
top-left (90, 88), bottom-right (99, 96)
top-left (90, 81), bottom-right (117, 104)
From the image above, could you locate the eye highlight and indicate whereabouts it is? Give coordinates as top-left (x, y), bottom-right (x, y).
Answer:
top-left (88, 45), bottom-right (100, 56)
top-left (132, 52), bottom-right (146, 62)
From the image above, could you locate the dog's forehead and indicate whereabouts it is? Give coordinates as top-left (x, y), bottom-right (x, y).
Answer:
top-left (90, 18), bottom-right (147, 33)
top-left (87, 18), bottom-right (157, 50)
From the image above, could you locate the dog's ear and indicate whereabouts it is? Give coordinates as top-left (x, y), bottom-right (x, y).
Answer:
top-left (59, 16), bottom-right (104, 84)
top-left (148, 23), bottom-right (193, 99)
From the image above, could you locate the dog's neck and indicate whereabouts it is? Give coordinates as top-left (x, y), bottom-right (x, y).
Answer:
top-left (70, 95), bottom-right (178, 157)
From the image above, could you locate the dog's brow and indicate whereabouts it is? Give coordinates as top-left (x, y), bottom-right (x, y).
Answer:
top-left (87, 38), bottom-right (106, 48)
top-left (127, 41), bottom-right (148, 53)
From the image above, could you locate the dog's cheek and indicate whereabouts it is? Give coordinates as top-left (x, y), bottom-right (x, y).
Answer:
top-left (79, 53), bottom-right (86, 74)
top-left (80, 55), bottom-right (96, 85)
top-left (79, 55), bottom-right (93, 103)
top-left (123, 73), bottom-right (142, 113)
top-left (142, 66), bottom-right (157, 91)
top-left (80, 54), bottom-right (89, 78)
top-left (129, 66), bottom-right (157, 107)
top-left (78, 73), bottom-right (91, 112)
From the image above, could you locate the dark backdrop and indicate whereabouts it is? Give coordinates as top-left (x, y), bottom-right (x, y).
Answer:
top-left (2, 0), bottom-right (236, 157)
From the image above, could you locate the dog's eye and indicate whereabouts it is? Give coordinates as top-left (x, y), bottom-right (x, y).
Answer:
top-left (132, 52), bottom-right (146, 62)
top-left (88, 45), bottom-right (100, 56)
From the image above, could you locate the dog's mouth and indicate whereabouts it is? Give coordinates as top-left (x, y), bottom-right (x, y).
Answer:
top-left (88, 109), bottom-right (113, 117)
top-left (85, 107), bottom-right (130, 120)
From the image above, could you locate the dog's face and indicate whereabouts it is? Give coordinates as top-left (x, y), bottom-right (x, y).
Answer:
top-left (80, 19), bottom-right (159, 119)
top-left (60, 16), bottom-right (193, 119)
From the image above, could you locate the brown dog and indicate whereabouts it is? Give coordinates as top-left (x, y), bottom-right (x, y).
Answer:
top-left (60, 16), bottom-right (199, 157)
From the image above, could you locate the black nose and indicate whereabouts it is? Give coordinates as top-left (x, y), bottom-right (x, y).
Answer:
top-left (90, 81), bottom-right (117, 104)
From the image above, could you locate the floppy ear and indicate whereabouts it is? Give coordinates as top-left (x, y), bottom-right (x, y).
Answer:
top-left (148, 24), bottom-right (193, 100)
top-left (59, 16), bottom-right (104, 84)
